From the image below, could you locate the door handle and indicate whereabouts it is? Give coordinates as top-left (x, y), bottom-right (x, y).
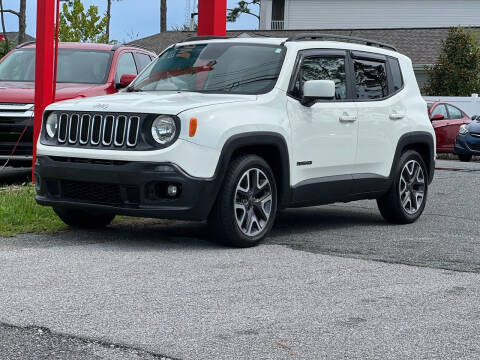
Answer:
top-left (389, 113), bottom-right (405, 120)
top-left (339, 114), bottom-right (357, 122)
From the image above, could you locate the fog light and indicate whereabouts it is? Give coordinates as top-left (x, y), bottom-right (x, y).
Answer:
top-left (167, 185), bottom-right (179, 197)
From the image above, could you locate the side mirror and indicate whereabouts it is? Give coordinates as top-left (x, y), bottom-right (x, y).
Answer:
top-left (430, 114), bottom-right (445, 121)
top-left (471, 115), bottom-right (479, 121)
top-left (116, 74), bottom-right (137, 89)
top-left (301, 80), bottom-right (336, 107)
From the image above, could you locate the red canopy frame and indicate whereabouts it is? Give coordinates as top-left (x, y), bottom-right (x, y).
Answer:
top-left (32, 0), bottom-right (227, 178)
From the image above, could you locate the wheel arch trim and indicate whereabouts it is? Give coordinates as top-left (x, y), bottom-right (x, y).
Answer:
top-left (390, 131), bottom-right (435, 184)
top-left (213, 132), bottom-right (291, 207)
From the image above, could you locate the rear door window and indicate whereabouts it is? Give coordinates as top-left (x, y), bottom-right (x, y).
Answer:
top-left (353, 57), bottom-right (388, 100)
top-left (446, 105), bottom-right (463, 119)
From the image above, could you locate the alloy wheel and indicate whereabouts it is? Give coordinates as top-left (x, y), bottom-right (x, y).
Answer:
top-left (399, 159), bottom-right (426, 215)
top-left (234, 168), bottom-right (273, 237)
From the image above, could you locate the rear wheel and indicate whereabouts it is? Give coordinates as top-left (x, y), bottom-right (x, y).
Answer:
top-left (458, 154), bottom-right (472, 162)
top-left (377, 150), bottom-right (428, 224)
top-left (208, 155), bottom-right (277, 248)
top-left (53, 207), bottom-right (115, 229)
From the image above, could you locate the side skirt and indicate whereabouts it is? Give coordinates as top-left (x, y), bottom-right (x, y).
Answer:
top-left (288, 173), bottom-right (392, 208)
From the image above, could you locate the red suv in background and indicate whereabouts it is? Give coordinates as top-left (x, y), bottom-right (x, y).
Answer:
top-left (0, 42), bottom-right (155, 166)
top-left (428, 101), bottom-right (471, 153)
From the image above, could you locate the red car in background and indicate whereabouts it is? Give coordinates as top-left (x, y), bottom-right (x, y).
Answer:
top-left (427, 101), bottom-right (471, 153)
top-left (0, 42), bottom-right (155, 166)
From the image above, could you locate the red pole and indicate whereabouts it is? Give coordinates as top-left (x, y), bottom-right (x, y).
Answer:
top-left (197, 0), bottom-right (227, 36)
top-left (33, 0), bottom-right (56, 179)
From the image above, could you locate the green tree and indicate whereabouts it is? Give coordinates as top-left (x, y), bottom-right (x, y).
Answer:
top-left (59, 0), bottom-right (108, 43)
top-left (0, 40), bottom-right (14, 59)
top-left (423, 26), bottom-right (480, 96)
top-left (227, 0), bottom-right (260, 25)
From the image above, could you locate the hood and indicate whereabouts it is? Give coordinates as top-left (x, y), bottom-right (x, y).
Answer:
top-left (0, 81), bottom-right (105, 104)
top-left (46, 91), bottom-right (258, 115)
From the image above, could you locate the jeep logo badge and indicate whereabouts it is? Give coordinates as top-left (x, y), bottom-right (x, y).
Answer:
top-left (93, 103), bottom-right (109, 110)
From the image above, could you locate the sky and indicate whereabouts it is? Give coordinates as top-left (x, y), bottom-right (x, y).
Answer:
top-left (1, 0), bottom-right (259, 43)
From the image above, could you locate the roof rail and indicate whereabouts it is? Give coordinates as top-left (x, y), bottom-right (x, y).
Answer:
top-left (181, 36), bottom-right (229, 43)
top-left (285, 33), bottom-right (398, 52)
top-left (15, 41), bottom-right (36, 49)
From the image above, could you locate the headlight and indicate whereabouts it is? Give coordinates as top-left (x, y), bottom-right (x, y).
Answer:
top-left (151, 115), bottom-right (178, 145)
top-left (45, 113), bottom-right (58, 138)
top-left (459, 124), bottom-right (469, 135)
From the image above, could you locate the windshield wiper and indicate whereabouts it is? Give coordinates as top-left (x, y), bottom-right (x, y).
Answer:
top-left (205, 76), bottom-right (278, 92)
top-left (126, 87), bottom-right (143, 92)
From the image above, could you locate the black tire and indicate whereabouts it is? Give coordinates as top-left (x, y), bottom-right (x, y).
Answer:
top-left (458, 154), bottom-right (472, 162)
top-left (377, 150), bottom-right (428, 224)
top-left (208, 154), bottom-right (278, 248)
top-left (53, 207), bottom-right (115, 229)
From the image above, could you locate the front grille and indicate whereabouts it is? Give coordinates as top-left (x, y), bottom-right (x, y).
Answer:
top-left (61, 180), bottom-right (123, 205)
top-left (55, 113), bottom-right (140, 149)
top-left (0, 115), bottom-right (34, 157)
top-left (467, 142), bottom-right (480, 151)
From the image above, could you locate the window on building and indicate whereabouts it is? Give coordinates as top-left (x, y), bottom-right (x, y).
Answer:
top-left (354, 58), bottom-right (388, 100)
top-left (292, 56), bottom-right (347, 100)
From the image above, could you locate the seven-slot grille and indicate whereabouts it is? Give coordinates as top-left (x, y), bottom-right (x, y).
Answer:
top-left (56, 113), bottom-right (140, 148)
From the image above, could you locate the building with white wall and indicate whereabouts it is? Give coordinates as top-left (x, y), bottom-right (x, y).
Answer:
top-left (254, 0), bottom-right (480, 88)
top-left (260, 0), bottom-right (480, 31)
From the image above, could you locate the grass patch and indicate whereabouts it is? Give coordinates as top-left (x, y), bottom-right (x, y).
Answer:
top-left (0, 184), bottom-right (68, 237)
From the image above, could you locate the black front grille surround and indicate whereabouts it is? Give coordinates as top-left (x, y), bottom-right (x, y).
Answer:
top-left (41, 112), bottom-right (178, 151)
top-left (467, 142), bottom-right (480, 151)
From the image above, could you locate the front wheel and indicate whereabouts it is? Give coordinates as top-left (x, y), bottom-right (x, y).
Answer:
top-left (53, 207), bottom-right (115, 229)
top-left (458, 154), bottom-right (472, 162)
top-left (208, 155), bottom-right (277, 248)
top-left (377, 150), bottom-right (428, 224)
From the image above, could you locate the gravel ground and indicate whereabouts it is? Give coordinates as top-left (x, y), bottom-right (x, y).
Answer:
top-left (0, 160), bottom-right (479, 359)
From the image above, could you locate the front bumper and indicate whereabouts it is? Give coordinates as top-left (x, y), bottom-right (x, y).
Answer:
top-left (34, 156), bottom-right (219, 221)
top-left (454, 134), bottom-right (480, 156)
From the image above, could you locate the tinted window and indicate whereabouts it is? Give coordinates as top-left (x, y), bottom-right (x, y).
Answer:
top-left (354, 58), bottom-right (388, 99)
top-left (131, 43), bottom-right (286, 95)
top-left (389, 57), bottom-right (403, 92)
top-left (0, 49), bottom-right (112, 84)
top-left (431, 104), bottom-right (448, 119)
top-left (447, 105), bottom-right (463, 119)
top-left (135, 53), bottom-right (153, 73)
top-left (292, 56), bottom-right (347, 100)
top-left (116, 52), bottom-right (137, 83)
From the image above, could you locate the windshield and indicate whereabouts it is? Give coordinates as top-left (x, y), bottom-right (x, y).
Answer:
top-left (0, 49), bottom-right (113, 84)
top-left (130, 43), bottom-right (286, 95)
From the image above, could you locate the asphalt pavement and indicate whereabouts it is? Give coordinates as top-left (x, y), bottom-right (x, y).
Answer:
top-left (0, 160), bottom-right (479, 359)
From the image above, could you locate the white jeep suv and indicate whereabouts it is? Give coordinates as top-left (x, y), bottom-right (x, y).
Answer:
top-left (35, 34), bottom-right (435, 247)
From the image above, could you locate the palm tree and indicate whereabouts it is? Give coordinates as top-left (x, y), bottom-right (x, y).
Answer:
top-left (161, 0), bottom-right (167, 32)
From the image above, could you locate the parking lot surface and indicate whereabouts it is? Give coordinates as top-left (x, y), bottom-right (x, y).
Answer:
top-left (0, 159), bottom-right (479, 359)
